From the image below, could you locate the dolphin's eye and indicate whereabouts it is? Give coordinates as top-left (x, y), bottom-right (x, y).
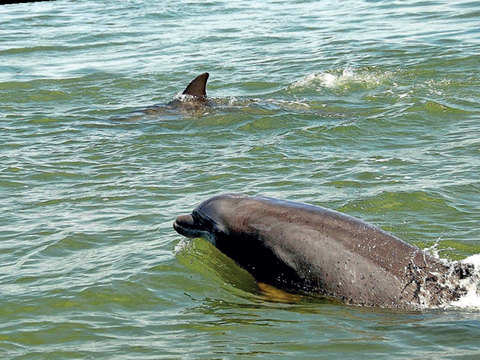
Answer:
top-left (191, 211), bottom-right (202, 224)
top-left (192, 210), bottom-right (218, 232)
top-left (192, 211), bottom-right (208, 227)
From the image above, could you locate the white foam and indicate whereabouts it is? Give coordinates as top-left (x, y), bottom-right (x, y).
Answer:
top-left (174, 238), bottom-right (191, 254)
top-left (463, 254), bottom-right (480, 265)
top-left (319, 73), bottom-right (338, 88)
top-left (291, 68), bottom-right (389, 90)
top-left (266, 98), bottom-right (311, 109)
top-left (292, 72), bottom-right (338, 89)
top-left (447, 255), bottom-right (480, 310)
top-left (408, 244), bottom-right (480, 310)
top-left (174, 93), bottom-right (199, 102)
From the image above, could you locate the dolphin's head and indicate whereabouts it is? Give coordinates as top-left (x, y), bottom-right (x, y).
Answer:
top-left (173, 193), bottom-right (245, 245)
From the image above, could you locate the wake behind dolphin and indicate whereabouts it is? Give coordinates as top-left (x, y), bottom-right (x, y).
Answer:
top-left (174, 193), bottom-right (478, 310)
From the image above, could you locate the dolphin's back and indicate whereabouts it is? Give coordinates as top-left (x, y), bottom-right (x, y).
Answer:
top-left (221, 195), bottom-right (459, 309)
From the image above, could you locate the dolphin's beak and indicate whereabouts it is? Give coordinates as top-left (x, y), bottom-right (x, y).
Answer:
top-left (173, 214), bottom-right (199, 238)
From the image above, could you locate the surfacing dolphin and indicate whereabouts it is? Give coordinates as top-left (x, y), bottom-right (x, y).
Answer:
top-left (182, 72), bottom-right (209, 99)
top-left (141, 72), bottom-right (210, 115)
top-left (168, 72), bottom-right (209, 107)
top-left (174, 193), bottom-right (473, 309)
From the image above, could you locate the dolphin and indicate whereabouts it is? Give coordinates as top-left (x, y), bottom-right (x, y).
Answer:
top-left (174, 193), bottom-right (473, 309)
top-left (140, 72), bottom-right (210, 115)
top-left (180, 72), bottom-right (209, 100)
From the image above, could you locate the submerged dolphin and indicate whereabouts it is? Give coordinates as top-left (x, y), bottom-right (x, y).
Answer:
top-left (174, 194), bottom-right (473, 309)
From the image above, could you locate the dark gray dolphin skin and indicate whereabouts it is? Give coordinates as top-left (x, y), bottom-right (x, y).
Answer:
top-left (182, 72), bottom-right (209, 99)
top-left (174, 193), bottom-right (473, 309)
top-left (129, 72), bottom-right (211, 119)
top-left (140, 72), bottom-right (210, 115)
top-left (167, 72), bottom-right (209, 108)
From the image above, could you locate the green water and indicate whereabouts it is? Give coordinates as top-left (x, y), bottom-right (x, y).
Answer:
top-left (1, 0), bottom-right (480, 358)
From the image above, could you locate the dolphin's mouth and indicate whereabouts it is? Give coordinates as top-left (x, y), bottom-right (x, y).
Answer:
top-left (173, 214), bottom-right (201, 238)
top-left (173, 212), bottom-right (217, 245)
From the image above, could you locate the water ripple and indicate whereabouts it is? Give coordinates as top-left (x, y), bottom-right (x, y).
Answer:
top-left (1, 0), bottom-right (480, 358)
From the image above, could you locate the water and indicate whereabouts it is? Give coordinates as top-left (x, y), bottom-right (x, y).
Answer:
top-left (1, 0), bottom-right (480, 358)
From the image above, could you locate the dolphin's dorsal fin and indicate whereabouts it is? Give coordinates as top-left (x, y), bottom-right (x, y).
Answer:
top-left (182, 72), bottom-right (209, 97)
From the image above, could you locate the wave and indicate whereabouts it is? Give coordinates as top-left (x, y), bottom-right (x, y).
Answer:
top-left (291, 67), bottom-right (392, 91)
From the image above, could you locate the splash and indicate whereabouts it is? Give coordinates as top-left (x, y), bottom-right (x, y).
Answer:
top-left (446, 254), bottom-right (480, 310)
top-left (173, 93), bottom-right (201, 102)
top-left (291, 67), bottom-right (390, 90)
top-left (421, 244), bottom-right (480, 310)
top-left (174, 238), bottom-right (191, 254)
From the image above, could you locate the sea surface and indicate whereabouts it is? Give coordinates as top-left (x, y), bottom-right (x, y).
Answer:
top-left (1, 0), bottom-right (480, 359)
